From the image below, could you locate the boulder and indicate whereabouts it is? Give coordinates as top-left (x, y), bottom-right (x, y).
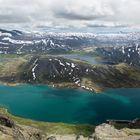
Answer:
top-left (0, 115), bottom-right (15, 128)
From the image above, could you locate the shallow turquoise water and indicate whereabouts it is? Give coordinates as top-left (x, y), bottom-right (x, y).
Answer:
top-left (0, 84), bottom-right (140, 125)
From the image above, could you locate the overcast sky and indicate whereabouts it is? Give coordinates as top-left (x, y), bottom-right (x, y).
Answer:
top-left (0, 0), bottom-right (140, 32)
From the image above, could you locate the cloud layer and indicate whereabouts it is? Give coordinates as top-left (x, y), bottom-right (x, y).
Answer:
top-left (0, 0), bottom-right (140, 30)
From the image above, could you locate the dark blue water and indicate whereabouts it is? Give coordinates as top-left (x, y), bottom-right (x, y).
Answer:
top-left (0, 84), bottom-right (140, 125)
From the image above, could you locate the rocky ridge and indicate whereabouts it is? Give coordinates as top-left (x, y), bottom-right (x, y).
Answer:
top-left (93, 123), bottom-right (140, 140)
top-left (0, 55), bottom-right (140, 93)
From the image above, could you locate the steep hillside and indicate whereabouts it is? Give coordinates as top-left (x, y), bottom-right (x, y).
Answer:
top-left (96, 44), bottom-right (140, 67)
top-left (0, 55), bottom-right (140, 93)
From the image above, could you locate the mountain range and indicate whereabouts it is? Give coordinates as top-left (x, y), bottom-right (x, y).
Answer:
top-left (0, 29), bottom-right (140, 67)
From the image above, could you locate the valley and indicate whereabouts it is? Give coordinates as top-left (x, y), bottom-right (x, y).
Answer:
top-left (1, 0), bottom-right (140, 138)
top-left (0, 29), bottom-right (140, 140)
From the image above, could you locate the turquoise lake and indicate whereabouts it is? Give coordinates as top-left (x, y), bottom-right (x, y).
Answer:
top-left (0, 84), bottom-right (140, 125)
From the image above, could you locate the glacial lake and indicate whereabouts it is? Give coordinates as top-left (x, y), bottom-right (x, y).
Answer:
top-left (0, 84), bottom-right (140, 125)
top-left (61, 54), bottom-right (103, 65)
top-left (61, 54), bottom-right (114, 65)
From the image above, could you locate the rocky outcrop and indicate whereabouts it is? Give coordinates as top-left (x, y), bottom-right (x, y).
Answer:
top-left (0, 115), bottom-right (15, 128)
top-left (0, 115), bottom-right (47, 140)
top-left (93, 123), bottom-right (140, 140)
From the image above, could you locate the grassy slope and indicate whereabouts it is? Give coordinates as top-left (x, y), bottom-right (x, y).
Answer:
top-left (0, 108), bottom-right (95, 136)
top-left (0, 54), bottom-right (29, 77)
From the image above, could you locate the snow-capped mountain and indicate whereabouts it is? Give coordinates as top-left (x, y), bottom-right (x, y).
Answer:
top-left (0, 29), bottom-right (140, 53)
top-left (0, 29), bottom-right (95, 54)
top-left (0, 29), bottom-right (140, 67)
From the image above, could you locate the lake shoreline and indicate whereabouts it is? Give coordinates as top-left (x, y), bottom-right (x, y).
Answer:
top-left (0, 84), bottom-right (140, 125)
top-left (0, 80), bottom-right (104, 93)
top-left (0, 107), bottom-right (95, 137)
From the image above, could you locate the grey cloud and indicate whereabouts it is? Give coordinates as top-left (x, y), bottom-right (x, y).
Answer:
top-left (0, 14), bottom-right (30, 23)
top-left (87, 24), bottom-right (108, 28)
top-left (54, 11), bottom-right (104, 21)
top-left (0, 0), bottom-right (139, 30)
top-left (86, 23), bottom-right (128, 28)
top-left (52, 0), bottom-right (115, 21)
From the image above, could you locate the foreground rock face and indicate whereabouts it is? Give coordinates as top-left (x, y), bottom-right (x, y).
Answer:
top-left (0, 115), bottom-right (47, 140)
top-left (0, 114), bottom-right (91, 140)
top-left (0, 114), bottom-right (140, 140)
top-left (93, 123), bottom-right (140, 140)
